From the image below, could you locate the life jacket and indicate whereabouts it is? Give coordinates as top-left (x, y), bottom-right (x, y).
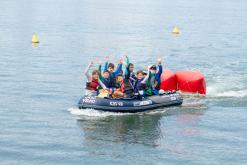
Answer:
top-left (109, 74), bottom-right (117, 88)
top-left (120, 79), bottom-right (134, 96)
top-left (154, 65), bottom-right (162, 90)
top-left (86, 79), bottom-right (99, 91)
top-left (129, 72), bottom-right (137, 86)
top-left (134, 79), bottom-right (145, 92)
top-left (102, 78), bottom-right (110, 88)
top-left (150, 74), bottom-right (160, 90)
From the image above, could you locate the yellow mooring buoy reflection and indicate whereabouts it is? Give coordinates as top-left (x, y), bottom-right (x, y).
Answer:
top-left (172, 26), bottom-right (180, 34)
top-left (32, 34), bottom-right (39, 43)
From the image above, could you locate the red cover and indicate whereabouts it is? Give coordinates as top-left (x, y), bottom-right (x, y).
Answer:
top-left (175, 70), bottom-right (206, 95)
top-left (160, 69), bottom-right (177, 91)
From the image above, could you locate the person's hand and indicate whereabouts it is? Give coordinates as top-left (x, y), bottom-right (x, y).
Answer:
top-left (153, 82), bottom-right (158, 88)
top-left (98, 60), bottom-right (103, 65)
top-left (89, 61), bottom-right (94, 66)
top-left (147, 66), bottom-right (150, 71)
top-left (105, 55), bottom-right (110, 62)
top-left (157, 58), bottom-right (162, 64)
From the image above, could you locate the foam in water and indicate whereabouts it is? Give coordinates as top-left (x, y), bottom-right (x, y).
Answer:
top-left (215, 90), bottom-right (247, 97)
top-left (68, 107), bottom-right (131, 118)
top-left (207, 86), bottom-right (247, 98)
top-left (68, 107), bottom-right (170, 118)
top-left (181, 99), bottom-right (206, 109)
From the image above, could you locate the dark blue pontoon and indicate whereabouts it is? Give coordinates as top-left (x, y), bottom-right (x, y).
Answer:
top-left (78, 92), bottom-right (183, 113)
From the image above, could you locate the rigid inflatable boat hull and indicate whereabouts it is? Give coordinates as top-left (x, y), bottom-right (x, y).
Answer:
top-left (78, 92), bottom-right (183, 113)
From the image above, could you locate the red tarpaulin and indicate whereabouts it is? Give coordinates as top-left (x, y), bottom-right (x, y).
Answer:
top-left (160, 70), bottom-right (206, 95)
top-left (175, 70), bottom-right (206, 95)
top-left (160, 69), bottom-right (177, 91)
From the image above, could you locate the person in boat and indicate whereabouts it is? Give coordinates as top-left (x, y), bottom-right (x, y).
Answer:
top-left (124, 56), bottom-right (138, 86)
top-left (98, 64), bottom-right (110, 88)
top-left (84, 61), bottom-right (107, 96)
top-left (113, 74), bottom-right (134, 98)
top-left (146, 58), bottom-right (163, 95)
top-left (104, 58), bottom-right (123, 89)
top-left (134, 69), bottom-right (150, 97)
top-left (97, 64), bottom-right (113, 98)
top-left (112, 64), bottom-right (134, 98)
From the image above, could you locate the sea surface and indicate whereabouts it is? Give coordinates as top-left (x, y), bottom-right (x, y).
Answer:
top-left (0, 0), bottom-right (247, 164)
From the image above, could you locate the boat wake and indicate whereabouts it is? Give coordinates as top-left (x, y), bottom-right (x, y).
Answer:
top-left (68, 107), bottom-right (131, 118)
top-left (181, 98), bottom-right (206, 109)
top-left (207, 86), bottom-right (247, 98)
top-left (68, 107), bottom-right (170, 118)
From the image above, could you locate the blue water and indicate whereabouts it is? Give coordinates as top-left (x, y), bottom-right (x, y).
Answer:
top-left (0, 0), bottom-right (247, 164)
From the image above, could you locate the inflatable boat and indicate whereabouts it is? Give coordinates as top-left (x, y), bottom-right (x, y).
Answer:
top-left (78, 92), bottom-right (183, 113)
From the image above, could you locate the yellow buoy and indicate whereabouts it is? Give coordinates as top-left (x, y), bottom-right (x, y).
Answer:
top-left (32, 34), bottom-right (39, 43)
top-left (172, 26), bottom-right (180, 34)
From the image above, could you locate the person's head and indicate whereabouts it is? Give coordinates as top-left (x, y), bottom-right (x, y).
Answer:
top-left (103, 70), bottom-right (110, 79)
top-left (128, 63), bottom-right (134, 72)
top-left (150, 65), bottom-right (157, 74)
top-left (108, 63), bottom-right (115, 73)
top-left (117, 74), bottom-right (124, 83)
top-left (136, 70), bottom-right (144, 80)
top-left (92, 70), bottom-right (100, 80)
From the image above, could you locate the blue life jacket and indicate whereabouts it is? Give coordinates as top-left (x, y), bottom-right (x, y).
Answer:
top-left (102, 78), bottom-right (110, 88)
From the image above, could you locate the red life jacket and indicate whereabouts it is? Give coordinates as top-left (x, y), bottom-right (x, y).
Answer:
top-left (86, 79), bottom-right (99, 91)
top-left (119, 79), bottom-right (134, 96)
top-left (120, 82), bottom-right (125, 92)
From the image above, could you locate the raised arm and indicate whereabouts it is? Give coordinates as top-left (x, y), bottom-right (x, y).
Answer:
top-left (124, 64), bottom-right (131, 79)
top-left (98, 64), bottom-right (104, 81)
top-left (124, 56), bottom-right (130, 67)
top-left (104, 56), bottom-right (109, 71)
top-left (104, 62), bottom-right (108, 71)
top-left (84, 62), bottom-right (93, 81)
top-left (141, 68), bottom-right (150, 84)
top-left (157, 58), bottom-right (162, 73)
top-left (113, 59), bottom-right (123, 75)
top-left (156, 65), bottom-right (163, 81)
top-left (98, 78), bottom-right (107, 90)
